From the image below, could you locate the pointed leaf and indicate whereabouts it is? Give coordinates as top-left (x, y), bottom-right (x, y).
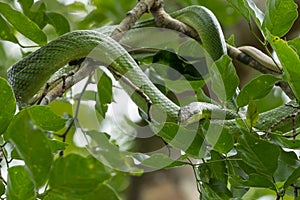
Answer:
top-left (49, 154), bottom-right (111, 195)
top-left (205, 124), bottom-right (234, 154)
top-left (210, 55), bottom-right (239, 102)
top-left (27, 106), bottom-right (67, 131)
top-left (5, 108), bottom-right (54, 187)
top-left (226, 0), bottom-right (251, 23)
top-left (17, 0), bottom-right (34, 13)
top-left (207, 151), bottom-right (228, 183)
top-left (0, 2), bottom-right (47, 45)
top-left (200, 180), bottom-right (232, 200)
top-left (97, 71), bottom-right (113, 117)
top-left (45, 12), bottom-right (70, 35)
top-left (140, 154), bottom-right (187, 169)
top-left (0, 77), bottom-right (16, 134)
top-left (237, 74), bottom-right (280, 107)
top-left (237, 132), bottom-right (280, 176)
top-left (262, 0), bottom-right (298, 37)
top-left (284, 166), bottom-right (300, 189)
top-left (274, 150), bottom-right (300, 183)
top-left (6, 166), bottom-right (36, 200)
top-left (87, 131), bottom-right (143, 174)
top-left (245, 0), bottom-right (264, 28)
top-left (0, 15), bottom-right (18, 43)
top-left (268, 33), bottom-right (300, 100)
top-left (241, 173), bottom-right (276, 189)
top-left (288, 37), bottom-right (300, 56)
top-left (154, 122), bottom-right (206, 158)
top-left (246, 99), bottom-right (259, 128)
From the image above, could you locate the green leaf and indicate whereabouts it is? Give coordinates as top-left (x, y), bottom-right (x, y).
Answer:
top-left (49, 139), bottom-right (68, 153)
top-left (227, 158), bottom-right (276, 190)
top-left (84, 184), bottom-right (120, 200)
top-left (237, 74), bottom-right (280, 107)
top-left (0, 15), bottom-right (18, 43)
top-left (27, 106), bottom-right (67, 131)
top-left (97, 71), bottom-right (113, 117)
top-left (45, 183), bottom-right (120, 200)
top-left (268, 33), bottom-right (300, 100)
top-left (210, 55), bottom-right (239, 102)
top-left (140, 154), bottom-right (187, 169)
top-left (6, 166), bottom-right (36, 200)
top-left (17, 0), bottom-right (34, 14)
top-left (0, 2), bottom-right (47, 45)
top-left (45, 12), bottom-right (70, 35)
top-left (0, 180), bottom-right (4, 196)
top-left (205, 124), bottom-right (234, 153)
top-left (87, 131), bottom-right (143, 174)
top-left (284, 166), bottom-right (300, 189)
top-left (274, 150), bottom-right (300, 183)
top-left (288, 38), bottom-right (300, 56)
top-left (48, 154), bottom-right (111, 195)
top-left (271, 135), bottom-right (300, 149)
top-left (241, 173), bottom-right (276, 189)
top-left (262, 0), bottom-right (298, 37)
top-left (237, 132), bottom-right (280, 177)
top-left (246, 99), bottom-right (259, 128)
top-left (226, 0), bottom-right (251, 23)
top-left (26, 1), bottom-right (47, 29)
top-left (0, 77), bottom-right (16, 134)
top-left (245, 0), bottom-right (265, 28)
top-left (154, 122), bottom-right (206, 158)
top-left (200, 180), bottom-right (232, 200)
top-left (206, 151), bottom-right (228, 183)
top-left (5, 108), bottom-right (54, 187)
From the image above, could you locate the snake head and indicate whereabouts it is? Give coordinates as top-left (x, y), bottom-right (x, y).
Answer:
top-left (179, 102), bottom-right (237, 125)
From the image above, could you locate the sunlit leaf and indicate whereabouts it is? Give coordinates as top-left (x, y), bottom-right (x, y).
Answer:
top-left (6, 166), bottom-right (36, 200)
top-left (0, 2), bottom-right (47, 45)
top-left (262, 0), bottom-right (298, 37)
top-left (288, 37), bottom-right (300, 56)
top-left (0, 15), bottom-right (18, 43)
top-left (5, 108), bottom-right (54, 187)
top-left (27, 106), bottom-right (67, 131)
top-left (237, 74), bottom-right (280, 107)
top-left (210, 55), bottom-right (239, 102)
top-left (268, 33), bottom-right (300, 100)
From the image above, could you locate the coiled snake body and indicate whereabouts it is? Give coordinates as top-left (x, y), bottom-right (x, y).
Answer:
top-left (7, 5), bottom-right (298, 128)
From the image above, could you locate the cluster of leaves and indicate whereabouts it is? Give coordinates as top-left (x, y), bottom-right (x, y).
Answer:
top-left (1, 0), bottom-right (300, 200)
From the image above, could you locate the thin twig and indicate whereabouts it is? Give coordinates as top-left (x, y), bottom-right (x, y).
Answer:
top-left (111, 0), bottom-right (159, 40)
top-left (39, 61), bottom-right (97, 105)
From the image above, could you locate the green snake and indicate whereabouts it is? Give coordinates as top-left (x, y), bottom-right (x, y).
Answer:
top-left (7, 5), bottom-right (299, 130)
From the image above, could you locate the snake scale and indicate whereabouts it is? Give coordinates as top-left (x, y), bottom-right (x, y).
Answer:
top-left (7, 5), bottom-right (299, 131)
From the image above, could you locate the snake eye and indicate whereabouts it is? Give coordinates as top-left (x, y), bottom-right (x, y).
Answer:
top-left (273, 36), bottom-right (280, 42)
